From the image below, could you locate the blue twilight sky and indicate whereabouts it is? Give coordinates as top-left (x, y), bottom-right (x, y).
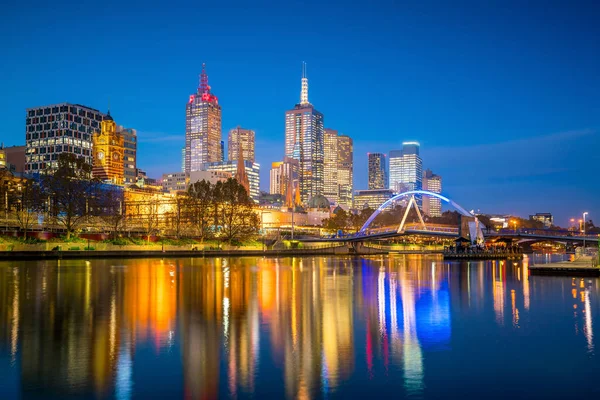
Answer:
top-left (0, 0), bottom-right (598, 225)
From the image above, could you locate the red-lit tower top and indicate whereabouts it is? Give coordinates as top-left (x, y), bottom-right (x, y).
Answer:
top-left (189, 63), bottom-right (219, 104)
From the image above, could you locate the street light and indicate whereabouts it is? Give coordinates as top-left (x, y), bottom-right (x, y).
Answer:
top-left (261, 210), bottom-right (272, 252)
top-left (583, 212), bottom-right (589, 250)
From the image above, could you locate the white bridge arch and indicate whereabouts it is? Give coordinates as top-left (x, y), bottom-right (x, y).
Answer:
top-left (359, 190), bottom-right (482, 240)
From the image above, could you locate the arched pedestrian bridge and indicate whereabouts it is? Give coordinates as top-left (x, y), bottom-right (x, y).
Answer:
top-left (304, 190), bottom-right (599, 245)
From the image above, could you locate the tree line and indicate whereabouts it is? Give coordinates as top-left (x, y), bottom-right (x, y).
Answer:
top-left (0, 154), bottom-right (259, 243)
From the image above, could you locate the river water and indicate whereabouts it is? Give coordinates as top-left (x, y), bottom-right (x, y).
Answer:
top-left (0, 255), bottom-right (598, 399)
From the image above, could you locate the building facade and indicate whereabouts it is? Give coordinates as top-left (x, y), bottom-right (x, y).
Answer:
top-left (389, 142), bottom-right (422, 194)
top-left (368, 153), bottom-right (387, 190)
top-left (354, 189), bottom-right (394, 210)
top-left (270, 161), bottom-right (283, 195)
top-left (323, 128), bottom-right (338, 204)
top-left (228, 127), bottom-right (255, 163)
top-left (1, 145), bottom-right (26, 173)
top-left (202, 161), bottom-right (260, 203)
top-left (422, 169), bottom-right (442, 217)
top-left (92, 113), bottom-right (125, 185)
top-left (185, 63), bottom-right (222, 174)
top-left (162, 172), bottom-right (188, 192)
top-left (530, 213), bottom-right (553, 228)
top-left (336, 135), bottom-right (353, 209)
top-left (119, 126), bottom-right (137, 184)
top-left (190, 170), bottom-right (232, 185)
top-left (284, 63), bottom-right (324, 204)
top-left (25, 103), bottom-right (104, 174)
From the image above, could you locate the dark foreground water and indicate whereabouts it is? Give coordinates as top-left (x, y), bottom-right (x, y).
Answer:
top-left (0, 255), bottom-right (598, 399)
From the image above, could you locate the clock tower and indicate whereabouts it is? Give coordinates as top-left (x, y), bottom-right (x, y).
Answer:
top-left (92, 111), bottom-right (125, 185)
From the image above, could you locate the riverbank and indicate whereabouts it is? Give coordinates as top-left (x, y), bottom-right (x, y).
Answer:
top-left (529, 255), bottom-right (600, 277)
top-left (0, 247), bottom-right (448, 261)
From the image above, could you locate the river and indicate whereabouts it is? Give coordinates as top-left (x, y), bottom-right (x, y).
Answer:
top-left (0, 254), bottom-right (598, 399)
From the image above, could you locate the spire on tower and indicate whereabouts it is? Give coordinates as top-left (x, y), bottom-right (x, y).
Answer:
top-left (199, 63), bottom-right (209, 93)
top-left (300, 61), bottom-right (309, 105)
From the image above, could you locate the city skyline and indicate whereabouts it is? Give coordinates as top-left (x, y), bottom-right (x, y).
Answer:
top-left (1, 1), bottom-right (599, 224)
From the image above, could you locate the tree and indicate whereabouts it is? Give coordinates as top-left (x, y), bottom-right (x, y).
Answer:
top-left (186, 180), bottom-right (214, 241)
top-left (40, 154), bottom-right (100, 239)
top-left (214, 178), bottom-right (259, 243)
top-left (323, 209), bottom-right (349, 233)
top-left (98, 185), bottom-right (125, 239)
top-left (14, 178), bottom-right (43, 236)
top-left (137, 194), bottom-right (161, 243)
top-left (350, 207), bottom-right (373, 232)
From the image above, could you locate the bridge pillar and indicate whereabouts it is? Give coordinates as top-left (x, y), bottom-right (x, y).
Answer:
top-left (460, 216), bottom-right (484, 244)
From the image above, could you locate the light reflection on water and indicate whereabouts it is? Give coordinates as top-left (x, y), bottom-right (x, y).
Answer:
top-left (0, 255), bottom-right (598, 399)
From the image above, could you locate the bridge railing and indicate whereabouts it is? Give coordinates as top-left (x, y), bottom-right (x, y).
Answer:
top-left (491, 228), bottom-right (599, 240)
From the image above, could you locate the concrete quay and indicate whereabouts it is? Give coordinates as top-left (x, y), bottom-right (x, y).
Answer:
top-left (529, 256), bottom-right (600, 277)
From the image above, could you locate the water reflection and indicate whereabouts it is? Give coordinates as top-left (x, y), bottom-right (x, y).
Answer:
top-left (0, 255), bottom-right (598, 399)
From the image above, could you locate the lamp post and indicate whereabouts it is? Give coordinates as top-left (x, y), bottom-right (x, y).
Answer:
top-left (583, 212), bottom-right (589, 250)
top-left (261, 210), bottom-right (271, 252)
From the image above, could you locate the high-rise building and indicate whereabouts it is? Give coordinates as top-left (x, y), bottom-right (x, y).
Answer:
top-left (185, 63), bottom-right (222, 174)
top-left (202, 161), bottom-right (260, 202)
top-left (228, 127), bottom-right (255, 163)
top-left (323, 128), bottom-right (338, 204)
top-left (337, 134), bottom-right (353, 209)
top-left (119, 126), bottom-right (137, 184)
top-left (322, 129), bottom-right (353, 208)
top-left (270, 161), bottom-right (283, 195)
top-left (220, 140), bottom-right (225, 162)
top-left (368, 153), bottom-right (387, 190)
top-left (422, 169), bottom-right (442, 217)
top-left (92, 112), bottom-right (125, 185)
top-left (181, 147), bottom-right (185, 172)
top-left (389, 142), bottom-right (422, 194)
top-left (269, 157), bottom-right (299, 199)
top-left (25, 103), bottom-right (105, 174)
top-left (284, 62), bottom-right (324, 204)
top-left (354, 189), bottom-right (394, 210)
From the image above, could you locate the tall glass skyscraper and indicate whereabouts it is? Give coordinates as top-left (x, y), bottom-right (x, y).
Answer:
top-left (228, 127), bottom-right (255, 163)
top-left (389, 142), bottom-right (422, 194)
top-left (185, 63), bottom-right (222, 174)
top-left (423, 168), bottom-right (442, 217)
top-left (337, 134), bottom-right (353, 209)
top-left (368, 153), bottom-right (387, 190)
top-left (284, 63), bottom-right (324, 203)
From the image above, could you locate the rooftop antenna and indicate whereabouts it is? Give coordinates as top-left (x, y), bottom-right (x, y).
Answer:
top-left (300, 61), bottom-right (309, 105)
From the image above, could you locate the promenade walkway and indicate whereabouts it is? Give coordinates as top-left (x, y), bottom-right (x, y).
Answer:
top-left (529, 255), bottom-right (600, 276)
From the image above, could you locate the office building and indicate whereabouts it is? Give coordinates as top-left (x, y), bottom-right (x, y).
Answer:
top-left (354, 189), bottom-right (394, 210)
top-left (25, 103), bottom-right (105, 174)
top-left (162, 172), bottom-right (188, 192)
top-left (269, 157), bottom-right (299, 206)
top-left (337, 134), bottom-right (353, 209)
top-left (368, 153), bottom-right (387, 190)
top-left (181, 147), bottom-right (185, 172)
top-left (0, 145), bottom-right (26, 172)
top-left (220, 140), bottom-right (225, 162)
top-left (323, 128), bottom-right (339, 203)
top-left (389, 142), bottom-right (422, 194)
top-left (530, 213), bottom-right (553, 228)
top-left (202, 161), bottom-right (260, 203)
top-left (228, 127), bottom-right (255, 163)
top-left (190, 170), bottom-right (231, 185)
top-left (284, 62), bottom-right (324, 203)
top-left (185, 63), bottom-right (222, 174)
top-left (270, 161), bottom-right (283, 195)
top-left (119, 126), bottom-right (137, 184)
top-left (323, 129), bottom-right (353, 208)
top-left (422, 169), bottom-right (442, 217)
top-left (92, 112), bottom-right (124, 185)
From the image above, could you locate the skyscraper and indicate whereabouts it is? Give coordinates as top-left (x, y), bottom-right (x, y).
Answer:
top-left (368, 153), bottom-right (387, 190)
top-left (284, 62), bottom-right (324, 203)
top-left (119, 125), bottom-right (137, 184)
top-left (228, 127), bottom-right (255, 163)
top-left (323, 128), bottom-right (338, 204)
top-left (389, 142), bottom-right (422, 194)
top-left (185, 63), bottom-right (222, 174)
top-left (181, 147), bottom-right (185, 172)
top-left (25, 103), bottom-right (104, 174)
top-left (422, 169), bottom-right (442, 217)
top-left (337, 134), bottom-right (353, 209)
